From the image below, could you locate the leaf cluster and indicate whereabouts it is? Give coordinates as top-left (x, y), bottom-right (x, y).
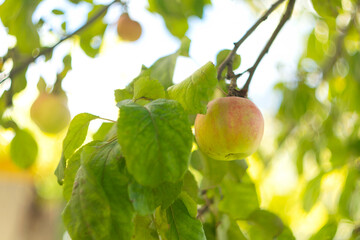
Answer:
top-left (269, 0), bottom-right (360, 238)
top-left (55, 38), bottom-right (294, 239)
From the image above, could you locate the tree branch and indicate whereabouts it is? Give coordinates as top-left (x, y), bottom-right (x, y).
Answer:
top-left (9, 0), bottom-right (119, 79)
top-left (217, 0), bottom-right (286, 80)
top-left (2, 0), bottom-right (122, 108)
top-left (0, 73), bottom-right (9, 84)
top-left (197, 193), bottom-right (213, 219)
top-left (239, 0), bottom-right (295, 97)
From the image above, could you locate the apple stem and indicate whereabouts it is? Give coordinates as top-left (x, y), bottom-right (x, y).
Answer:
top-left (226, 64), bottom-right (248, 98)
top-left (227, 85), bottom-right (248, 98)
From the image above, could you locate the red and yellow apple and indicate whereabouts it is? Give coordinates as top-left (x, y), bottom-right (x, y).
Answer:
top-left (195, 97), bottom-right (264, 160)
top-left (30, 92), bottom-right (70, 134)
top-left (117, 13), bottom-right (142, 42)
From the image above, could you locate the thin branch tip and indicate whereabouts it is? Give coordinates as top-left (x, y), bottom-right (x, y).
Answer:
top-left (240, 0), bottom-right (295, 94)
top-left (217, 0), bottom-right (287, 81)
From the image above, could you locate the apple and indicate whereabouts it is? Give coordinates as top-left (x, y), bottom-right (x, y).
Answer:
top-left (195, 97), bottom-right (264, 160)
top-left (30, 92), bottom-right (70, 134)
top-left (116, 13), bottom-right (142, 42)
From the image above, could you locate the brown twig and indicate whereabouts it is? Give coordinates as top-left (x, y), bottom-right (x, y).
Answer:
top-left (217, 0), bottom-right (287, 80)
top-left (197, 205), bottom-right (209, 219)
top-left (197, 195), bottom-right (213, 219)
top-left (10, 0), bottom-right (119, 78)
top-left (4, 0), bottom-right (122, 107)
top-left (0, 73), bottom-right (9, 84)
top-left (239, 0), bottom-right (295, 97)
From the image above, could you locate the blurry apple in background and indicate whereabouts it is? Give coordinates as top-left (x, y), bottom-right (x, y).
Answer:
top-left (30, 92), bottom-right (70, 134)
top-left (116, 13), bottom-right (142, 42)
top-left (195, 97), bottom-right (264, 161)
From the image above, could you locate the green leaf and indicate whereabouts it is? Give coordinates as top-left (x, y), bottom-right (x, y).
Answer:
top-left (276, 82), bottom-right (322, 123)
top-left (246, 209), bottom-right (284, 237)
top-left (182, 171), bottom-right (201, 203)
top-left (79, 5), bottom-right (107, 57)
top-left (201, 157), bottom-right (228, 189)
top-left (117, 99), bottom-right (192, 187)
top-left (304, 31), bottom-right (325, 63)
top-left (92, 122), bottom-right (115, 141)
top-left (179, 192), bottom-right (198, 218)
top-left (11, 63), bottom-right (27, 94)
top-left (277, 226), bottom-right (296, 240)
top-left (116, 99), bottom-right (134, 108)
top-left (216, 50), bottom-right (241, 69)
top-left (311, 0), bottom-right (341, 18)
top-left (52, 9), bottom-right (64, 15)
top-left (303, 173), bottom-right (323, 212)
top-left (62, 113), bottom-right (99, 159)
top-left (128, 180), bottom-right (183, 216)
top-left (149, 54), bottom-right (177, 89)
top-left (203, 222), bottom-right (216, 240)
top-left (225, 160), bottom-right (248, 183)
top-left (63, 151), bottom-right (81, 201)
top-left (339, 168), bottom-right (360, 219)
top-left (114, 89), bottom-right (133, 103)
top-left (147, 0), bottom-right (210, 38)
top-left (0, 91), bottom-right (9, 117)
top-left (163, 199), bottom-right (206, 240)
top-left (227, 219), bottom-right (247, 240)
top-left (352, 226), bottom-right (360, 239)
top-left (37, 77), bottom-right (47, 92)
top-left (61, 21), bottom-right (66, 31)
top-left (62, 141), bottom-right (99, 201)
top-left (348, 52), bottom-right (360, 83)
top-left (147, 36), bottom-right (191, 89)
top-left (190, 149), bottom-right (203, 171)
top-left (216, 214), bottom-right (246, 240)
top-left (10, 129), bottom-right (38, 169)
top-left (80, 141), bottom-right (129, 186)
top-left (219, 175), bottom-right (259, 219)
top-left (133, 76), bottom-right (165, 100)
top-left (178, 36), bottom-right (191, 57)
top-left (167, 62), bottom-right (217, 114)
top-left (69, 0), bottom-right (92, 3)
top-left (191, 150), bottom-right (228, 189)
top-left (59, 54), bottom-right (72, 80)
top-left (0, 0), bottom-right (40, 54)
top-left (128, 37), bottom-right (190, 90)
top-left (54, 154), bottom-right (66, 185)
top-left (63, 166), bottom-right (112, 240)
top-left (216, 49), bottom-right (241, 78)
top-left (163, 17), bottom-right (189, 39)
top-left (63, 141), bottom-right (134, 240)
top-left (309, 221), bottom-right (337, 240)
top-left (132, 215), bottom-right (160, 240)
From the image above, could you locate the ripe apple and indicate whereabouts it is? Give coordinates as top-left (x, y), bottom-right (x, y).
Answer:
top-left (116, 13), bottom-right (142, 42)
top-left (30, 92), bottom-right (70, 134)
top-left (195, 97), bottom-right (264, 160)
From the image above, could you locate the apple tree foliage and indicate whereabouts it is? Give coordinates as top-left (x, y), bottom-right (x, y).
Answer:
top-left (1, 0), bottom-right (360, 239)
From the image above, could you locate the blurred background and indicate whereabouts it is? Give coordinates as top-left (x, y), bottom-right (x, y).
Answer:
top-left (1, 0), bottom-right (360, 239)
